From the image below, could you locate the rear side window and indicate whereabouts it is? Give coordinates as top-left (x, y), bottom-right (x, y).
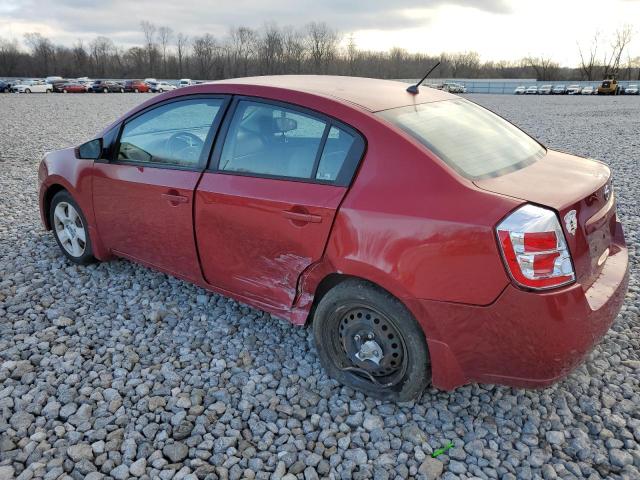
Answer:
top-left (219, 100), bottom-right (327, 179)
top-left (315, 126), bottom-right (356, 182)
top-left (378, 99), bottom-right (545, 179)
top-left (217, 100), bottom-right (365, 185)
top-left (117, 98), bottom-right (223, 168)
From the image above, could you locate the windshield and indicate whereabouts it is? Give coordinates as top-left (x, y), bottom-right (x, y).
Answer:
top-left (378, 99), bottom-right (545, 179)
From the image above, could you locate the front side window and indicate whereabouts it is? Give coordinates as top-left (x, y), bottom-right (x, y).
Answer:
top-left (378, 99), bottom-right (545, 179)
top-left (219, 100), bottom-right (328, 179)
top-left (117, 98), bottom-right (223, 168)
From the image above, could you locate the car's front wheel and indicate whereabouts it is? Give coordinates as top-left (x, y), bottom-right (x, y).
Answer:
top-left (313, 279), bottom-right (431, 402)
top-left (103, 88), bottom-right (108, 93)
top-left (50, 191), bottom-right (96, 265)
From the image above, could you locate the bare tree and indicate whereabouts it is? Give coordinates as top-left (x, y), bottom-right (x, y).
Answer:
top-left (282, 27), bottom-right (306, 74)
top-left (192, 33), bottom-right (219, 79)
top-left (346, 34), bottom-right (357, 75)
top-left (24, 33), bottom-right (55, 75)
top-left (523, 55), bottom-right (559, 80)
top-left (603, 25), bottom-right (633, 77)
top-left (260, 23), bottom-right (284, 75)
top-left (176, 33), bottom-right (189, 78)
top-left (90, 36), bottom-right (114, 77)
top-left (228, 26), bottom-right (257, 76)
top-left (304, 22), bottom-right (338, 73)
top-left (0, 37), bottom-right (22, 76)
top-left (158, 26), bottom-right (173, 77)
top-left (578, 32), bottom-right (600, 80)
top-left (140, 21), bottom-right (157, 75)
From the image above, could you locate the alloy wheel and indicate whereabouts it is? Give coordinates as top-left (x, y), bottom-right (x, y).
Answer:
top-left (53, 202), bottom-right (87, 257)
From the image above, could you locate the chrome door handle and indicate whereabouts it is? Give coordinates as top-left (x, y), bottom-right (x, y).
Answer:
top-left (282, 210), bottom-right (322, 223)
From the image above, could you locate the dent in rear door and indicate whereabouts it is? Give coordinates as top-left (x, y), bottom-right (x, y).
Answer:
top-left (194, 97), bottom-right (365, 311)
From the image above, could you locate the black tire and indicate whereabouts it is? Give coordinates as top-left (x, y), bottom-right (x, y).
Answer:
top-left (49, 190), bottom-right (96, 265)
top-left (62, 89), bottom-right (68, 93)
top-left (313, 279), bottom-right (430, 401)
top-left (134, 88), bottom-right (139, 93)
top-left (120, 88), bottom-right (124, 93)
top-left (103, 88), bottom-right (108, 93)
top-left (25, 88), bottom-right (31, 93)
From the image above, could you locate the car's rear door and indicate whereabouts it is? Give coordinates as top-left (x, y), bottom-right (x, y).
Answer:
top-left (195, 97), bottom-right (364, 310)
top-left (92, 95), bottom-right (229, 281)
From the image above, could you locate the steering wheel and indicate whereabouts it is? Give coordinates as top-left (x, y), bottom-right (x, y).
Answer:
top-left (166, 131), bottom-right (204, 162)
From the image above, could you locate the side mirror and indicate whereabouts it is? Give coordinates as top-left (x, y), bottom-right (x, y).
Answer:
top-left (76, 138), bottom-right (102, 160)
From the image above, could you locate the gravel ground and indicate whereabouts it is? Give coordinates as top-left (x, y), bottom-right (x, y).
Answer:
top-left (0, 93), bottom-right (639, 480)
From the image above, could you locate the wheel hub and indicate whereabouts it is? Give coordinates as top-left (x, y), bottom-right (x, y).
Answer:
top-left (338, 307), bottom-right (405, 377)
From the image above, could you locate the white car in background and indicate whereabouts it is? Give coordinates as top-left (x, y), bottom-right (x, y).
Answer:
top-left (178, 78), bottom-right (193, 88)
top-left (45, 76), bottom-right (63, 85)
top-left (150, 82), bottom-right (177, 93)
top-left (625, 84), bottom-right (638, 95)
top-left (514, 85), bottom-right (526, 94)
top-left (525, 86), bottom-right (538, 94)
top-left (581, 86), bottom-right (595, 95)
top-left (11, 79), bottom-right (53, 93)
top-left (538, 84), bottom-right (552, 95)
top-left (566, 85), bottom-right (582, 95)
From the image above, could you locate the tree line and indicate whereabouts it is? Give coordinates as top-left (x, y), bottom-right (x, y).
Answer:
top-left (0, 22), bottom-right (637, 81)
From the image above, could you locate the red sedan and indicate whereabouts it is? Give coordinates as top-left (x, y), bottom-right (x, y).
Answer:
top-left (38, 76), bottom-right (629, 401)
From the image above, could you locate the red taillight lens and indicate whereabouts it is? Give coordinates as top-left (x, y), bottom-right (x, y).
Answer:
top-left (497, 205), bottom-right (575, 290)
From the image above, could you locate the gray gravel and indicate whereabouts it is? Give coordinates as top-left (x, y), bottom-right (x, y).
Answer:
top-left (1, 93), bottom-right (639, 480)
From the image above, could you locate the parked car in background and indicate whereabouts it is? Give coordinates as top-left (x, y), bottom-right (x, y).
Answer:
top-left (150, 81), bottom-right (177, 93)
top-left (443, 82), bottom-right (465, 94)
top-left (581, 86), bottom-right (595, 95)
top-left (178, 78), bottom-right (193, 88)
top-left (538, 85), bottom-right (552, 95)
top-left (11, 79), bottom-right (53, 93)
top-left (0, 80), bottom-right (9, 92)
top-left (45, 76), bottom-right (63, 85)
top-left (37, 76), bottom-right (629, 401)
top-left (89, 80), bottom-right (124, 93)
top-left (525, 86), bottom-right (538, 94)
top-left (514, 86), bottom-right (526, 94)
top-left (123, 80), bottom-right (150, 93)
top-left (625, 84), bottom-right (638, 95)
top-left (566, 85), bottom-right (582, 95)
top-left (54, 81), bottom-right (88, 93)
top-left (552, 85), bottom-right (566, 94)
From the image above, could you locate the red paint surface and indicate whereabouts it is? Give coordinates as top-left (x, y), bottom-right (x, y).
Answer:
top-left (38, 77), bottom-right (629, 390)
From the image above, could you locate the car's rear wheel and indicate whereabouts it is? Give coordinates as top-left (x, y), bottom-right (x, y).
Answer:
top-left (50, 191), bottom-right (96, 265)
top-left (25, 89), bottom-right (31, 93)
top-left (158, 88), bottom-right (164, 92)
top-left (313, 279), bottom-right (430, 401)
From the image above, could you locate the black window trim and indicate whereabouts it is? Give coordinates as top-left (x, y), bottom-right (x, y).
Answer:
top-left (207, 95), bottom-right (366, 187)
top-left (109, 93), bottom-right (232, 172)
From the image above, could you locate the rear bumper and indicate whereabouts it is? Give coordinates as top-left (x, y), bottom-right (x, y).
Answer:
top-left (407, 221), bottom-right (629, 390)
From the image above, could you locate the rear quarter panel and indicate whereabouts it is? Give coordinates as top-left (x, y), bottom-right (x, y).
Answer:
top-left (320, 118), bottom-right (522, 307)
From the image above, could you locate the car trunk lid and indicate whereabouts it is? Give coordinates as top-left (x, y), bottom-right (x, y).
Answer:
top-left (475, 150), bottom-right (615, 289)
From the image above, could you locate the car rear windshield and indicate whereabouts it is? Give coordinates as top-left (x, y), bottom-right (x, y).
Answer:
top-left (378, 99), bottom-right (545, 179)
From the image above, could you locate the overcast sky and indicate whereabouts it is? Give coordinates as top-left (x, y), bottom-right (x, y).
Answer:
top-left (0, 0), bottom-right (638, 66)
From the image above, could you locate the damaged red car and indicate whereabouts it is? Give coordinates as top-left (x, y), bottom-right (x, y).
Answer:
top-left (38, 76), bottom-right (629, 401)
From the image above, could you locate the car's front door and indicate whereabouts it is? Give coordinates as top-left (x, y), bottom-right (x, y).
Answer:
top-left (93, 96), bottom-right (228, 281)
top-left (195, 98), bottom-right (364, 310)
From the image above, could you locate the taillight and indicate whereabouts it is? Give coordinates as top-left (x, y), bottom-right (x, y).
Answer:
top-left (496, 204), bottom-right (575, 290)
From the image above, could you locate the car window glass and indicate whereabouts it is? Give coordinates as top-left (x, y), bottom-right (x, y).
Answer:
top-left (219, 100), bottom-right (327, 179)
top-left (315, 126), bottom-right (355, 181)
top-left (117, 98), bottom-right (223, 167)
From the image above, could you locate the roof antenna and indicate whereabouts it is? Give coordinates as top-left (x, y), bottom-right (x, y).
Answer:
top-left (406, 61), bottom-right (441, 94)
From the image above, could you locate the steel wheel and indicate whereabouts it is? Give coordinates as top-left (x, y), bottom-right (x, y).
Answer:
top-left (53, 202), bottom-right (87, 258)
top-left (331, 304), bottom-right (408, 387)
top-left (313, 279), bottom-right (430, 401)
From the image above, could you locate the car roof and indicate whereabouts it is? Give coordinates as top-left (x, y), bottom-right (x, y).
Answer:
top-left (208, 75), bottom-right (456, 112)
